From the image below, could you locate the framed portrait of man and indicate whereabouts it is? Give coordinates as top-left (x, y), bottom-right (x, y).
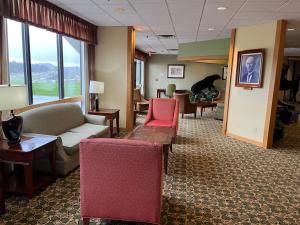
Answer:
top-left (235, 49), bottom-right (264, 88)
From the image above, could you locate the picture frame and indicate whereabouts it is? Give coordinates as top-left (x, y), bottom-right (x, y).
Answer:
top-left (235, 49), bottom-right (264, 88)
top-left (167, 64), bottom-right (185, 79)
top-left (222, 66), bottom-right (228, 80)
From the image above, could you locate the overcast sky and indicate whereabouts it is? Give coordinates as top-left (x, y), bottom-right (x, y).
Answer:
top-left (7, 19), bottom-right (81, 67)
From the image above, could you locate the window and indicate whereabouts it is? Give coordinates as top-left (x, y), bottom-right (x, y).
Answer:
top-left (5, 19), bottom-right (84, 105)
top-left (63, 36), bottom-right (82, 98)
top-left (7, 19), bottom-right (25, 85)
top-left (29, 25), bottom-right (59, 104)
top-left (134, 59), bottom-right (145, 94)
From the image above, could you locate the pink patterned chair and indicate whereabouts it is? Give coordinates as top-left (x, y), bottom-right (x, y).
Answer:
top-left (144, 98), bottom-right (179, 139)
top-left (80, 138), bottom-right (163, 225)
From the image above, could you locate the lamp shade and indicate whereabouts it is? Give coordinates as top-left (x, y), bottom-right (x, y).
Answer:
top-left (89, 81), bottom-right (104, 94)
top-left (0, 85), bottom-right (28, 111)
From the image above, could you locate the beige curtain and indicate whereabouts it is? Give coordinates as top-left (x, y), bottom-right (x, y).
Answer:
top-left (0, 0), bottom-right (97, 44)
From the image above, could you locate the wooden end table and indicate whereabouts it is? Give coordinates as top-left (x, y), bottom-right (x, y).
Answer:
top-left (125, 126), bottom-right (174, 174)
top-left (88, 109), bottom-right (120, 137)
top-left (0, 134), bottom-right (57, 214)
top-left (197, 101), bottom-right (217, 117)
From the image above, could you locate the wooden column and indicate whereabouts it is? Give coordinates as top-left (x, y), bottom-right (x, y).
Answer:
top-left (222, 29), bottom-right (236, 135)
top-left (263, 20), bottom-right (287, 148)
top-left (126, 27), bottom-right (135, 131)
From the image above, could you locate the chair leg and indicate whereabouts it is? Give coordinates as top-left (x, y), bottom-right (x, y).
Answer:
top-left (170, 143), bottom-right (173, 153)
top-left (83, 218), bottom-right (90, 225)
top-left (194, 112), bottom-right (196, 118)
top-left (181, 113), bottom-right (184, 118)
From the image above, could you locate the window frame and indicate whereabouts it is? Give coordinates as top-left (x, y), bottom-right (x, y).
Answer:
top-left (5, 18), bottom-right (83, 105)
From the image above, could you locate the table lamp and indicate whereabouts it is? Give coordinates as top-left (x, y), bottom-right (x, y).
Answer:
top-left (89, 80), bottom-right (104, 111)
top-left (0, 85), bottom-right (28, 145)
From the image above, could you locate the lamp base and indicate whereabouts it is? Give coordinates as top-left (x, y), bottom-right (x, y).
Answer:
top-left (94, 97), bottom-right (99, 112)
top-left (2, 115), bottom-right (23, 145)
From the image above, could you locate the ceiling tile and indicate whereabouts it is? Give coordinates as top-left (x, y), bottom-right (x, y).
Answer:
top-left (48, 0), bottom-right (300, 54)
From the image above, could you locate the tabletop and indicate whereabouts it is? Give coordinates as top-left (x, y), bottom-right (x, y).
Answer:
top-left (0, 134), bottom-right (57, 153)
top-left (125, 125), bottom-right (173, 145)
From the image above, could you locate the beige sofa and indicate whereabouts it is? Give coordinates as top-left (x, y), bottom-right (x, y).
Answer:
top-left (19, 103), bottom-right (109, 175)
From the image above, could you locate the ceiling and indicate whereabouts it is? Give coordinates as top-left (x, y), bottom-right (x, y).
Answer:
top-left (47, 0), bottom-right (300, 55)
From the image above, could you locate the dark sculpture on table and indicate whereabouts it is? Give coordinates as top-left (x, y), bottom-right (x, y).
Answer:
top-left (191, 74), bottom-right (221, 95)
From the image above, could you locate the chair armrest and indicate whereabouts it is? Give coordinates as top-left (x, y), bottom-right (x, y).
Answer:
top-left (84, 114), bottom-right (107, 125)
top-left (144, 99), bottom-right (153, 124)
top-left (172, 99), bottom-right (180, 131)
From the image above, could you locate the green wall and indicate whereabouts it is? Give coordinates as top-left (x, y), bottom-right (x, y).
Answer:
top-left (178, 38), bottom-right (230, 57)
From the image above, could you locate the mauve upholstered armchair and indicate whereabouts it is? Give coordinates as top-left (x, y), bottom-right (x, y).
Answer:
top-left (80, 138), bottom-right (163, 225)
top-left (144, 98), bottom-right (179, 139)
top-left (174, 93), bottom-right (197, 118)
top-left (133, 88), bottom-right (149, 113)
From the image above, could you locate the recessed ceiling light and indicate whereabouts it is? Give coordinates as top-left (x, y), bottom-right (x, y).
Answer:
top-left (114, 7), bottom-right (125, 12)
top-left (208, 27), bottom-right (215, 31)
top-left (287, 28), bottom-right (295, 31)
top-left (217, 6), bottom-right (227, 11)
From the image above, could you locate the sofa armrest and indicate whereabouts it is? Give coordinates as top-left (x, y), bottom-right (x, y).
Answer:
top-left (84, 114), bottom-right (107, 125)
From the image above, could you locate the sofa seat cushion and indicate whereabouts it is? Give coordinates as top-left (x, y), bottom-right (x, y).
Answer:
top-left (146, 120), bottom-right (173, 127)
top-left (69, 123), bottom-right (109, 137)
top-left (59, 132), bottom-right (92, 156)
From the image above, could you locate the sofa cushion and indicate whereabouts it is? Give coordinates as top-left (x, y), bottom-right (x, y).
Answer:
top-left (59, 132), bottom-right (92, 156)
top-left (69, 123), bottom-right (109, 137)
top-left (20, 103), bottom-right (85, 135)
top-left (146, 120), bottom-right (173, 127)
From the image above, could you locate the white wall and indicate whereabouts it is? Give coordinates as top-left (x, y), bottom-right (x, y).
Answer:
top-left (94, 27), bottom-right (128, 128)
top-left (227, 22), bottom-right (277, 143)
top-left (145, 55), bottom-right (226, 98)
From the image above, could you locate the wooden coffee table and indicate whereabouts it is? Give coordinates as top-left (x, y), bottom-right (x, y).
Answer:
top-left (197, 101), bottom-right (217, 117)
top-left (125, 126), bottom-right (174, 174)
top-left (0, 134), bottom-right (57, 214)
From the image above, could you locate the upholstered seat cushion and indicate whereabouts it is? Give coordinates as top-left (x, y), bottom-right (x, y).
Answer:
top-left (70, 123), bottom-right (109, 137)
top-left (59, 132), bottom-right (92, 156)
top-left (146, 120), bottom-right (173, 127)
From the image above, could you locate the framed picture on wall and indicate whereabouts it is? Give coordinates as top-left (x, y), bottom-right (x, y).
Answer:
top-left (222, 66), bottom-right (228, 80)
top-left (235, 49), bottom-right (265, 88)
top-left (167, 64), bottom-right (185, 79)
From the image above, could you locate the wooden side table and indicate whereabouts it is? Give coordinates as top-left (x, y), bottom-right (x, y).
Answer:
top-left (197, 101), bottom-right (217, 117)
top-left (0, 134), bottom-right (57, 214)
top-left (88, 109), bottom-right (120, 137)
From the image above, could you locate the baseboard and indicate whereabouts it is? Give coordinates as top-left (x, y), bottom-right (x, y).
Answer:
top-left (226, 132), bottom-right (264, 148)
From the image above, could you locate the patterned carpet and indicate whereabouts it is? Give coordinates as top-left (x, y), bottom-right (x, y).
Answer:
top-left (1, 111), bottom-right (299, 225)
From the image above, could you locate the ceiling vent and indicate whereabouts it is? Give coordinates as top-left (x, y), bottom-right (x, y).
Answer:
top-left (157, 34), bottom-right (176, 39)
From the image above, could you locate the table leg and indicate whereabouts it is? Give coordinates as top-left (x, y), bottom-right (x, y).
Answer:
top-left (0, 163), bottom-right (5, 214)
top-left (109, 119), bottom-right (114, 138)
top-left (163, 146), bottom-right (169, 174)
top-left (24, 162), bottom-right (33, 199)
top-left (49, 143), bottom-right (57, 181)
top-left (83, 218), bottom-right (90, 225)
top-left (201, 107), bottom-right (204, 117)
top-left (116, 113), bottom-right (120, 136)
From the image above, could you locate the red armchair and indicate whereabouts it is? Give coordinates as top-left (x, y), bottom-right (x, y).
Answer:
top-left (80, 138), bottom-right (163, 225)
top-left (144, 98), bottom-right (179, 139)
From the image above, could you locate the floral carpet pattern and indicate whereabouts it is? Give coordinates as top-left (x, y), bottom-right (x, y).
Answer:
top-left (0, 112), bottom-right (299, 225)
